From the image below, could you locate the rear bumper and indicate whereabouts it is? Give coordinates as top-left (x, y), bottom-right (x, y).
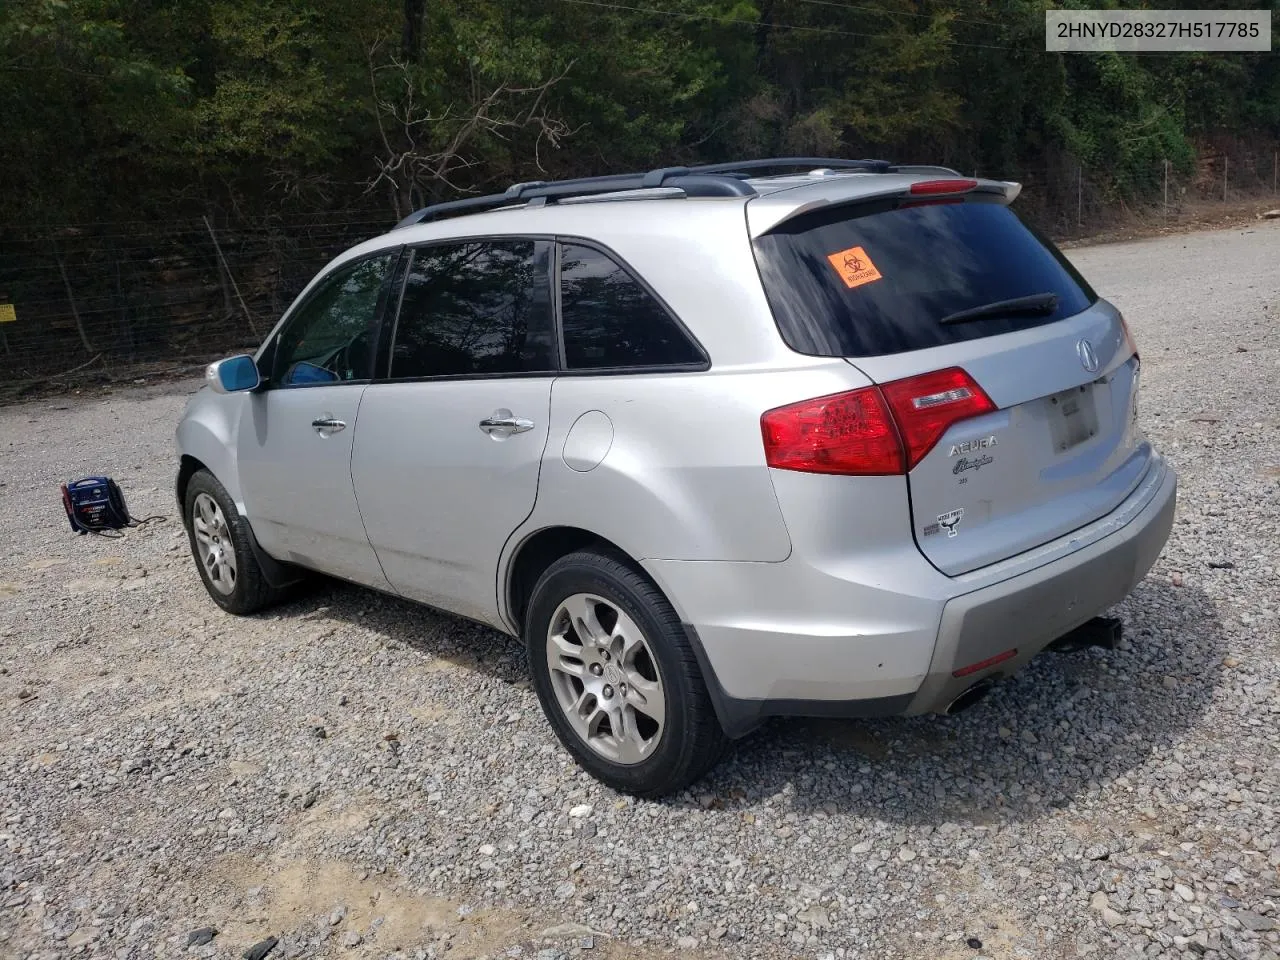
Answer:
top-left (903, 456), bottom-right (1176, 714)
top-left (646, 456), bottom-right (1176, 737)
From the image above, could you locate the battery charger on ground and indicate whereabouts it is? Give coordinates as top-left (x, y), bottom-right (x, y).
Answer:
top-left (60, 476), bottom-right (166, 536)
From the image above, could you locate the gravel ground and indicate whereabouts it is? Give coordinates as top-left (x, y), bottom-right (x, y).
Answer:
top-left (2, 221), bottom-right (1278, 960)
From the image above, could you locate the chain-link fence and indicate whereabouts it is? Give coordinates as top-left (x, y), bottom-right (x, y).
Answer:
top-left (2, 146), bottom-right (1277, 391)
top-left (0, 211), bottom-right (393, 388)
top-left (1009, 142), bottom-right (1280, 240)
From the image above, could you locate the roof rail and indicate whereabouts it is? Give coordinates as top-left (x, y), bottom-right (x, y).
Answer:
top-left (392, 156), bottom-right (900, 228)
top-left (393, 172), bottom-right (754, 228)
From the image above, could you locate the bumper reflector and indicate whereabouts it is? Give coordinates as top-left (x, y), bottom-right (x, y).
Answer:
top-left (953, 648), bottom-right (1018, 678)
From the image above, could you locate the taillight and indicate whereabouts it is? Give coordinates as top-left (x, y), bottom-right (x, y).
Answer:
top-left (908, 178), bottom-right (978, 195)
top-left (880, 368), bottom-right (996, 469)
top-left (762, 367), bottom-right (995, 475)
top-left (761, 387), bottom-right (904, 475)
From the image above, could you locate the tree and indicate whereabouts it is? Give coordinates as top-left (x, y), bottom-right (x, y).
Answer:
top-left (0, 0), bottom-right (191, 222)
top-left (0, 0), bottom-right (1275, 225)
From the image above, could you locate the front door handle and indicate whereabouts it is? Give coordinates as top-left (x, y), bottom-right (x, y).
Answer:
top-left (311, 416), bottom-right (347, 436)
top-left (479, 410), bottom-right (535, 437)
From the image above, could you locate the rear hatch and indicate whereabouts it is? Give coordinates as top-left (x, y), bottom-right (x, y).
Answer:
top-left (752, 186), bottom-right (1150, 576)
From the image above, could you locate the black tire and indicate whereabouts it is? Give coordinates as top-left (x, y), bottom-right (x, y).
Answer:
top-left (184, 469), bottom-right (284, 615)
top-left (525, 549), bottom-right (730, 797)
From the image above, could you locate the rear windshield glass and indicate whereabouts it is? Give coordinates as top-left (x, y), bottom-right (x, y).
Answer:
top-left (752, 198), bottom-right (1097, 357)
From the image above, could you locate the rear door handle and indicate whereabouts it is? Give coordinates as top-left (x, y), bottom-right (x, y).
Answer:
top-left (311, 417), bottom-right (347, 435)
top-left (478, 411), bottom-right (535, 437)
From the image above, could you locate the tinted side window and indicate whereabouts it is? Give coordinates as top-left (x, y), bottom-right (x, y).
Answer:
top-left (752, 199), bottom-right (1097, 357)
top-left (559, 244), bottom-right (704, 370)
top-left (272, 254), bottom-right (395, 386)
top-left (391, 240), bottom-right (555, 378)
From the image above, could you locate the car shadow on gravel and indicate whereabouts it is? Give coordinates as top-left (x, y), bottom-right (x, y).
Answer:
top-left (280, 578), bottom-right (530, 680)
top-left (273, 575), bottom-right (1227, 826)
top-left (699, 579), bottom-right (1231, 824)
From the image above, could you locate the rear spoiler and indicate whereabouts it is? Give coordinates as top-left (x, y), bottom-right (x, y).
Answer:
top-left (747, 176), bottom-right (1022, 237)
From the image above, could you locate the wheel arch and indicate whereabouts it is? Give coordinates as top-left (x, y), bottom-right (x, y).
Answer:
top-left (182, 461), bottom-right (303, 591)
top-left (176, 413), bottom-right (245, 514)
top-left (176, 454), bottom-right (206, 513)
top-left (503, 526), bottom-right (643, 636)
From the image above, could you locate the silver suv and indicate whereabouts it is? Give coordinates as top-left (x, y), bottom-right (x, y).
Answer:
top-left (176, 158), bottom-right (1177, 796)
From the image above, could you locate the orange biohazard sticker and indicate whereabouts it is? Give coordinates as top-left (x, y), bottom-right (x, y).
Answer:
top-left (826, 245), bottom-right (883, 289)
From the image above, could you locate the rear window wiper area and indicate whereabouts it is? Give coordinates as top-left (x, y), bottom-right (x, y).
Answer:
top-left (939, 292), bottom-right (1059, 326)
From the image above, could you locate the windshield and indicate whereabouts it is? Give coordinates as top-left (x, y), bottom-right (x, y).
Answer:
top-left (752, 198), bottom-right (1097, 357)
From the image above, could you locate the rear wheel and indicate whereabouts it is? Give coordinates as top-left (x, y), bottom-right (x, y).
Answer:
top-left (526, 549), bottom-right (728, 797)
top-left (184, 469), bottom-right (284, 615)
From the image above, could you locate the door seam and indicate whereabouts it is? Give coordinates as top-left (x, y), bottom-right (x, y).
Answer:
top-left (493, 377), bottom-right (558, 633)
top-left (347, 384), bottom-right (399, 593)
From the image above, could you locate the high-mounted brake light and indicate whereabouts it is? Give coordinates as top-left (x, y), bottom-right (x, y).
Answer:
top-left (909, 178), bottom-right (978, 195)
top-left (761, 367), bottom-right (996, 475)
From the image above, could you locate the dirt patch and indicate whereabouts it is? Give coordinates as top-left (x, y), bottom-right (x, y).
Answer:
top-left (295, 796), bottom-right (384, 841)
top-left (25, 557), bottom-right (69, 571)
top-left (226, 760), bottom-right (262, 779)
top-left (0, 360), bottom-right (208, 406)
top-left (408, 702), bottom-right (453, 723)
top-left (193, 852), bottom-right (708, 959)
top-left (202, 854), bottom-right (527, 958)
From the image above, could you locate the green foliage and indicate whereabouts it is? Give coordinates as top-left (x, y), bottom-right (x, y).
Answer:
top-left (197, 3), bottom-right (351, 163)
top-left (0, 0), bottom-right (192, 220)
top-left (1, 0), bottom-right (1276, 224)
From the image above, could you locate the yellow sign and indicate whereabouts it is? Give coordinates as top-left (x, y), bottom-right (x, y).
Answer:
top-left (0, 303), bottom-right (15, 323)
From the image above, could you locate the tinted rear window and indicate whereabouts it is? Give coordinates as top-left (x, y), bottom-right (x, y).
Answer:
top-left (752, 199), bottom-right (1096, 357)
top-left (559, 243), bottom-right (705, 370)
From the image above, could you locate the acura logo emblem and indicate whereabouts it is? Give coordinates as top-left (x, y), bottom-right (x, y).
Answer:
top-left (1077, 338), bottom-right (1099, 373)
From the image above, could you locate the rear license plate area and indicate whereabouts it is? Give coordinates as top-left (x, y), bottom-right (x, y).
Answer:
top-left (1046, 383), bottom-right (1099, 453)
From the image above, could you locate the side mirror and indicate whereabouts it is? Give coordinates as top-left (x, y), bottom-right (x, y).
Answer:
top-left (206, 354), bottom-right (261, 394)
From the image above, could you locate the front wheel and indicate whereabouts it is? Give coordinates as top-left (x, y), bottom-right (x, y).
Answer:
top-left (526, 550), bottom-right (729, 797)
top-left (184, 469), bottom-right (284, 615)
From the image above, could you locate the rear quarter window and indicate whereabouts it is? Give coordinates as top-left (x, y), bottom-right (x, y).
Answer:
top-left (559, 243), bottom-right (705, 370)
top-left (752, 198), bottom-right (1097, 357)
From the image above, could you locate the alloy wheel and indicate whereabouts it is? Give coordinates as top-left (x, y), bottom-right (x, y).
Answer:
top-left (545, 593), bottom-right (666, 765)
top-left (192, 492), bottom-right (237, 595)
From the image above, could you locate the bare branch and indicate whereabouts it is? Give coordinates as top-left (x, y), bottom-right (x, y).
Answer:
top-left (363, 50), bottom-right (577, 218)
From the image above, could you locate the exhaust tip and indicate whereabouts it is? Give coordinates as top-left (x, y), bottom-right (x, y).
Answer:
top-left (945, 678), bottom-right (995, 716)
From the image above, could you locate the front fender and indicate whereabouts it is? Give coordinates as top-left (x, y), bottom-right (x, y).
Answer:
top-left (176, 390), bottom-right (246, 514)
